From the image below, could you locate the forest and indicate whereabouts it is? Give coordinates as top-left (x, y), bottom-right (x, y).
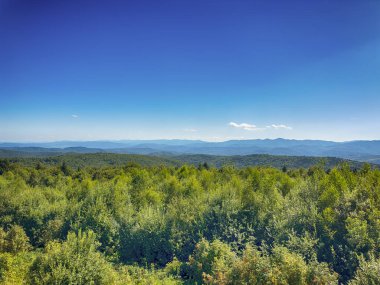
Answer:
top-left (0, 157), bottom-right (379, 284)
top-left (0, 151), bottom-right (368, 170)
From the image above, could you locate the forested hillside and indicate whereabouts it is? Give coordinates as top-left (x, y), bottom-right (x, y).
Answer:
top-left (0, 160), bottom-right (379, 284)
top-left (0, 151), bottom-right (368, 170)
top-left (172, 154), bottom-right (366, 169)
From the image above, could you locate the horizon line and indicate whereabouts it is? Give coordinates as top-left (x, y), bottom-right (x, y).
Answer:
top-left (1, 138), bottom-right (380, 144)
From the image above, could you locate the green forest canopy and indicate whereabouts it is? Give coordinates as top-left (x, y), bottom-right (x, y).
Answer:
top-left (0, 158), bottom-right (379, 284)
top-left (0, 151), bottom-right (369, 169)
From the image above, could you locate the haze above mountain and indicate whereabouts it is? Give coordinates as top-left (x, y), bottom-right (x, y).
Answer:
top-left (1, 139), bottom-right (380, 164)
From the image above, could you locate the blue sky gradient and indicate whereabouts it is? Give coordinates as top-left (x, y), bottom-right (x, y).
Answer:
top-left (1, 0), bottom-right (379, 141)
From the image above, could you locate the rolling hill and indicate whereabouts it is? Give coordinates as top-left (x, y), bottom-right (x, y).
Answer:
top-left (0, 151), bottom-right (370, 170)
top-left (1, 139), bottom-right (380, 164)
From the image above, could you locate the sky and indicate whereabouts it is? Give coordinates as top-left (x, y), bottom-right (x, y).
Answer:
top-left (1, 0), bottom-right (379, 142)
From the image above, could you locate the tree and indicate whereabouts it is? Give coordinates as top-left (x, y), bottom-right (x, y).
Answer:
top-left (182, 239), bottom-right (236, 284)
top-left (28, 230), bottom-right (119, 284)
top-left (0, 225), bottom-right (30, 253)
top-left (349, 255), bottom-right (380, 285)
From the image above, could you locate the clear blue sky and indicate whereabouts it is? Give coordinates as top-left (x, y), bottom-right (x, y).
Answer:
top-left (1, 0), bottom-right (379, 142)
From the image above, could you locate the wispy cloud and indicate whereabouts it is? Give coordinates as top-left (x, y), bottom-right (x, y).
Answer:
top-left (229, 122), bottom-right (264, 131)
top-left (267, 124), bottom-right (292, 130)
top-left (71, 114), bottom-right (79, 118)
top-left (229, 122), bottom-right (292, 131)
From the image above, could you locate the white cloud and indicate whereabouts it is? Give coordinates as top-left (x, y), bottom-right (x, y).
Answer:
top-left (71, 114), bottom-right (79, 118)
top-left (229, 122), bottom-right (292, 131)
top-left (229, 122), bottom-right (263, 131)
top-left (267, 124), bottom-right (292, 130)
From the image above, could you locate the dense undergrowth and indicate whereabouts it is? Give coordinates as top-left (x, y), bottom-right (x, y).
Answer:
top-left (0, 159), bottom-right (379, 284)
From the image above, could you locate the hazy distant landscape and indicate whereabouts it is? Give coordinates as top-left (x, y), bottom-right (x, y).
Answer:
top-left (2, 138), bottom-right (380, 165)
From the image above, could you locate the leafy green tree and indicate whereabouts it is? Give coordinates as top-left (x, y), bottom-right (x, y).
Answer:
top-left (229, 245), bottom-right (338, 285)
top-left (0, 225), bottom-right (30, 253)
top-left (349, 255), bottom-right (380, 285)
top-left (182, 239), bottom-right (236, 284)
top-left (28, 230), bottom-right (119, 284)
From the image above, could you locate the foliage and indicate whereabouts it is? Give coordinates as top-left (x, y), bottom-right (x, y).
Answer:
top-left (0, 151), bottom-right (370, 170)
top-left (28, 230), bottom-right (119, 284)
top-left (182, 239), bottom-right (236, 284)
top-left (228, 245), bottom-right (338, 285)
top-left (0, 160), bottom-right (379, 284)
top-left (348, 255), bottom-right (380, 285)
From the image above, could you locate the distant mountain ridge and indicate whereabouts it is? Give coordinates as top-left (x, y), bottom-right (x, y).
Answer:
top-left (1, 138), bottom-right (380, 164)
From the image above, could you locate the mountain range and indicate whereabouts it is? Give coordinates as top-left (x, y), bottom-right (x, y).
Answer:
top-left (1, 139), bottom-right (380, 164)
